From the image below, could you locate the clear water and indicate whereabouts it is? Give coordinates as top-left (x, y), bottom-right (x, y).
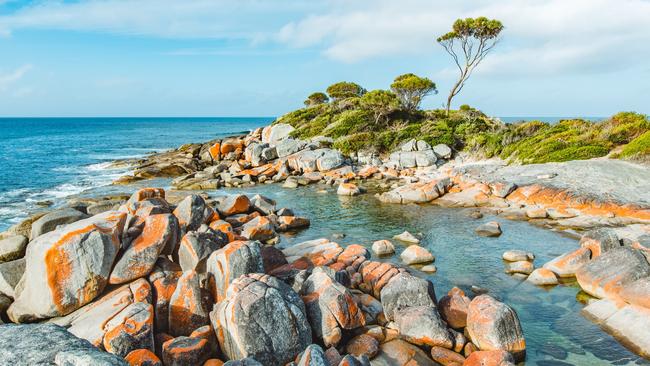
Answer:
top-left (2, 118), bottom-right (648, 365)
top-left (0, 117), bottom-right (272, 230)
top-left (218, 184), bottom-right (649, 366)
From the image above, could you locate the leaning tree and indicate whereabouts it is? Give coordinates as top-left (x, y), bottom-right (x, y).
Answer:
top-left (437, 17), bottom-right (503, 115)
top-left (390, 73), bottom-right (437, 111)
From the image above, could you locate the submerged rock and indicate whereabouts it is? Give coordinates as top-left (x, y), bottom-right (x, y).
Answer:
top-left (526, 268), bottom-right (558, 286)
top-left (475, 222), bottom-right (502, 237)
top-left (392, 231), bottom-right (420, 244)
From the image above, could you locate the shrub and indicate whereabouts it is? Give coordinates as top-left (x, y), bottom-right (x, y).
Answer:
top-left (326, 82), bottom-right (366, 100)
top-left (618, 131), bottom-right (650, 160)
top-left (333, 132), bottom-right (374, 155)
top-left (304, 92), bottom-right (329, 107)
top-left (390, 73), bottom-right (437, 111)
top-left (323, 110), bottom-right (371, 138)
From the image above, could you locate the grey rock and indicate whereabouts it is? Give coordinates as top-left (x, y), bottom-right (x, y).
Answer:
top-left (0, 258), bottom-right (25, 298)
top-left (86, 199), bottom-right (123, 216)
top-left (276, 138), bottom-right (307, 158)
top-left (102, 301), bottom-right (154, 357)
top-left (432, 144), bottom-right (452, 159)
top-left (30, 208), bottom-right (89, 239)
top-left (316, 149), bottom-right (345, 172)
top-left (543, 247), bottom-right (592, 277)
top-left (502, 250), bottom-right (534, 262)
top-left (414, 150), bottom-right (437, 167)
top-left (296, 344), bottom-right (329, 366)
top-left (579, 228), bottom-right (621, 257)
top-left (394, 305), bottom-right (453, 348)
top-left (173, 194), bottom-right (212, 234)
top-left (371, 339), bottom-right (437, 366)
top-left (262, 123), bottom-right (295, 144)
top-left (178, 230), bottom-right (226, 272)
top-left (261, 146), bottom-right (278, 161)
top-left (251, 194), bottom-right (277, 216)
top-left (475, 221), bottom-right (502, 237)
top-left (0, 235), bottom-right (27, 263)
top-left (206, 240), bottom-right (264, 302)
top-left (211, 273), bottom-right (312, 366)
top-left (223, 358), bottom-right (264, 366)
top-left (0, 323), bottom-right (127, 365)
top-left (380, 272), bottom-right (436, 321)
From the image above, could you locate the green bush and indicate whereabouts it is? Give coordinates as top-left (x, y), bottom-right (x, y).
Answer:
top-left (323, 109), bottom-right (372, 138)
top-left (333, 132), bottom-right (374, 155)
top-left (618, 131), bottom-right (650, 159)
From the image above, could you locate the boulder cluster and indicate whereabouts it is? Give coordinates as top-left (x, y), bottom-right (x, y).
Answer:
top-left (114, 125), bottom-right (456, 201)
top-left (0, 186), bottom-right (527, 365)
top-left (540, 228), bottom-right (650, 357)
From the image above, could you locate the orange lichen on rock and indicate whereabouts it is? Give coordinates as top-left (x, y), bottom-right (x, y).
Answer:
top-left (125, 349), bottom-right (162, 366)
top-left (208, 143), bottom-right (221, 160)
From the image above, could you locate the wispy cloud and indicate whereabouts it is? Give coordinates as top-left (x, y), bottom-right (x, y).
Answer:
top-left (276, 0), bottom-right (650, 76)
top-left (0, 64), bottom-right (32, 92)
top-left (0, 0), bottom-right (314, 39)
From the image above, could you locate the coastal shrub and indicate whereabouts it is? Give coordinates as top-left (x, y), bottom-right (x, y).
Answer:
top-left (304, 92), bottom-right (329, 107)
top-left (359, 90), bottom-right (401, 124)
top-left (618, 131), bottom-right (650, 160)
top-left (544, 145), bottom-right (610, 162)
top-left (333, 132), bottom-right (374, 155)
top-left (326, 82), bottom-right (366, 100)
top-left (600, 112), bottom-right (650, 144)
top-left (323, 110), bottom-right (372, 138)
top-left (291, 113), bottom-right (332, 139)
top-left (390, 73), bottom-right (437, 111)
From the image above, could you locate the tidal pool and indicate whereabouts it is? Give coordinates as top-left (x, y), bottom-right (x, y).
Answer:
top-left (219, 183), bottom-right (650, 366)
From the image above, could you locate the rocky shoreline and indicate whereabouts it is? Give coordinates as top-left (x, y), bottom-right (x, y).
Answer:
top-left (0, 122), bottom-right (649, 365)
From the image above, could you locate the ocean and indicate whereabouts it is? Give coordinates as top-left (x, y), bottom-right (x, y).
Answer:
top-left (0, 117), bottom-right (272, 230)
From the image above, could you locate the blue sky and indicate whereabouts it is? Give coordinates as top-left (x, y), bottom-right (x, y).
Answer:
top-left (0, 0), bottom-right (649, 117)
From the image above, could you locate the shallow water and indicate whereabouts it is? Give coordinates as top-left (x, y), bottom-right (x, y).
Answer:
top-left (214, 184), bottom-right (649, 366)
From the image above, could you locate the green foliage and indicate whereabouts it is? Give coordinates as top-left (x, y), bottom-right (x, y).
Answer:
top-left (437, 17), bottom-right (504, 43)
top-left (459, 104), bottom-right (471, 111)
top-left (618, 131), bottom-right (650, 160)
top-left (323, 110), bottom-right (372, 138)
top-left (304, 92), bottom-right (329, 107)
top-left (333, 132), bottom-right (374, 155)
top-left (359, 90), bottom-right (400, 124)
top-left (326, 82), bottom-right (366, 100)
top-left (390, 73), bottom-right (437, 111)
top-left (600, 112), bottom-right (650, 144)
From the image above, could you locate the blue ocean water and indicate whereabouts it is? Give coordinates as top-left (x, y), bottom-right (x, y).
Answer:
top-left (0, 117), bottom-right (272, 230)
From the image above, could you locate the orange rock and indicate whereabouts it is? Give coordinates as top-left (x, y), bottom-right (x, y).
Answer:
top-left (208, 220), bottom-right (235, 242)
top-left (373, 339), bottom-right (438, 365)
top-left (103, 302), bottom-right (155, 357)
top-left (357, 166), bottom-right (380, 179)
top-left (276, 215), bottom-right (310, 232)
top-left (125, 348), bottom-right (162, 366)
top-left (168, 271), bottom-right (209, 336)
top-left (346, 334), bottom-right (379, 358)
top-left (208, 143), bottom-right (221, 160)
top-left (129, 188), bottom-right (166, 204)
top-left (466, 295), bottom-right (525, 361)
top-left (190, 325), bottom-right (218, 358)
top-left (543, 247), bottom-right (592, 278)
top-left (203, 360), bottom-right (225, 366)
top-left (430, 346), bottom-right (466, 365)
top-left (218, 195), bottom-right (251, 217)
top-left (8, 211), bottom-right (127, 322)
top-left (149, 258), bottom-right (182, 333)
top-left (110, 213), bottom-right (179, 284)
top-left (439, 287), bottom-right (471, 329)
top-left (463, 350), bottom-right (514, 366)
top-left (220, 139), bottom-right (243, 155)
top-left (162, 336), bottom-right (211, 366)
top-left (240, 216), bottom-right (275, 241)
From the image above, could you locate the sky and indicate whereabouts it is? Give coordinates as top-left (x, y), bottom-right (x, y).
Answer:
top-left (0, 0), bottom-right (649, 117)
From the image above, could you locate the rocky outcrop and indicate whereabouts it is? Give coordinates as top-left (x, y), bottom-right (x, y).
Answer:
top-left (206, 240), bottom-right (264, 302)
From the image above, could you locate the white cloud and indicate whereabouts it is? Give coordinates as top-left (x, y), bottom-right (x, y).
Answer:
top-left (0, 0), bottom-right (314, 39)
top-left (276, 0), bottom-right (650, 75)
top-left (0, 64), bottom-right (32, 92)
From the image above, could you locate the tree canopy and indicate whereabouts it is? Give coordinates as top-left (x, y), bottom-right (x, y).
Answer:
top-left (437, 17), bottom-right (503, 115)
top-left (326, 82), bottom-right (366, 100)
top-left (359, 90), bottom-right (400, 124)
top-left (304, 92), bottom-right (329, 107)
top-left (390, 73), bottom-right (437, 111)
